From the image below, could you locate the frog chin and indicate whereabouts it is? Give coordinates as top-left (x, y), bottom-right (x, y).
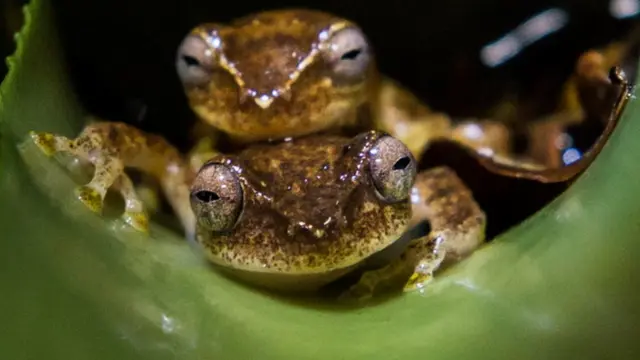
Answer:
top-left (213, 264), bottom-right (360, 294)
top-left (361, 225), bottom-right (421, 270)
top-left (192, 100), bottom-right (358, 142)
top-left (197, 227), bottom-right (409, 294)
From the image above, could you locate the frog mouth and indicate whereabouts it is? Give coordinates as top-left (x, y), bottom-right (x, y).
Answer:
top-left (360, 220), bottom-right (430, 271)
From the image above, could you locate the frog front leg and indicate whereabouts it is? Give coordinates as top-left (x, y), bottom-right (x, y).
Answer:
top-left (135, 124), bottom-right (224, 218)
top-left (29, 122), bottom-right (194, 234)
top-left (374, 78), bottom-right (512, 161)
top-left (342, 166), bottom-right (485, 300)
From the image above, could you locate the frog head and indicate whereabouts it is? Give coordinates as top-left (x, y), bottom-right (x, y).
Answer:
top-left (176, 9), bottom-right (377, 143)
top-left (189, 131), bottom-right (416, 291)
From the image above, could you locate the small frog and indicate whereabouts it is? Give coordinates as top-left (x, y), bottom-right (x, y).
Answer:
top-left (189, 130), bottom-right (485, 297)
top-left (175, 9), bottom-right (511, 158)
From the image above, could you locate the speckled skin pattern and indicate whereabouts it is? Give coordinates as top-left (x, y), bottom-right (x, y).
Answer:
top-left (194, 132), bottom-right (410, 286)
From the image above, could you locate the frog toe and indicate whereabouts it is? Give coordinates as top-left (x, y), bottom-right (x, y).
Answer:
top-left (122, 210), bottom-right (150, 233)
top-left (339, 261), bottom-right (406, 302)
top-left (29, 131), bottom-right (63, 157)
top-left (403, 272), bottom-right (434, 292)
top-left (338, 282), bottom-right (374, 302)
top-left (75, 185), bottom-right (104, 213)
top-left (134, 181), bottom-right (161, 216)
top-left (402, 240), bottom-right (446, 292)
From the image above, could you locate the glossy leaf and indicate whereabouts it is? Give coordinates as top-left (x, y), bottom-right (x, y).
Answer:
top-left (1, 1), bottom-right (639, 359)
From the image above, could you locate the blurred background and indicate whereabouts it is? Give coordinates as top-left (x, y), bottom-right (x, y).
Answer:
top-left (2, 0), bottom-right (637, 151)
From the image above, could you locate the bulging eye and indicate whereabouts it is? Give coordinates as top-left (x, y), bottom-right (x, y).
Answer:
top-left (368, 136), bottom-right (416, 203)
top-left (176, 34), bottom-right (215, 86)
top-left (190, 163), bottom-right (243, 233)
top-left (323, 27), bottom-right (371, 79)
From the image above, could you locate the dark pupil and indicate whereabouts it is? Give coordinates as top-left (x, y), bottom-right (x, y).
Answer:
top-left (195, 190), bottom-right (220, 203)
top-left (182, 55), bottom-right (201, 67)
top-left (393, 156), bottom-right (411, 170)
top-left (341, 48), bottom-right (362, 60)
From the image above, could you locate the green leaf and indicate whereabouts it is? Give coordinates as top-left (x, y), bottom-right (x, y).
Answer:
top-left (1, 1), bottom-right (639, 359)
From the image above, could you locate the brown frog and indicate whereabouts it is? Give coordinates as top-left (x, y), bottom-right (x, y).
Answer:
top-left (30, 125), bottom-right (485, 298)
top-left (176, 9), bottom-right (511, 158)
top-left (188, 130), bottom-right (485, 297)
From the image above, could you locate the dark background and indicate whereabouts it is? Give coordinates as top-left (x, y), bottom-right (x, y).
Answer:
top-left (2, 0), bottom-right (634, 150)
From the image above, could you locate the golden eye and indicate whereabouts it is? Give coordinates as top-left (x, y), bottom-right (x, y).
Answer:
top-left (368, 136), bottom-right (416, 203)
top-left (190, 162), bottom-right (243, 233)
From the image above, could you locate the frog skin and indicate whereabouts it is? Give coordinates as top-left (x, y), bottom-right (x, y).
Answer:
top-left (27, 9), bottom-right (618, 232)
top-left (188, 130), bottom-right (485, 297)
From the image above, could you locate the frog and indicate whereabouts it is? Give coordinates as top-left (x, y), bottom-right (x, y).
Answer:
top-left (175, 8), bottom-right (512, 159)
top-left (188, 130), bottom-right (485, 297)
top-left (29, 122), bottom-right (484, 297)
top-left (27, 8), bottom-right (620, 233)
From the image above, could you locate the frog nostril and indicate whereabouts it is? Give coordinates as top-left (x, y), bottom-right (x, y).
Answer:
top-left (195, 190), bottom-right (220, 203)
top-left (393, 156), bottom-right (411, 170)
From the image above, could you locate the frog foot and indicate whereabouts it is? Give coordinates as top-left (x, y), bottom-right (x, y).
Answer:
top-left (121, 210), bottom-right (150, 233)
top-left (30, 131), bottom-right (63, 157)
top-left (402, 242), bottom-right (446, 292)
top-left (339, 237), bottom-right (446, 302)
top-left (75, 185), bottom-right (104, 213)
top-left (338, 256), bottom-right (412, 302)
top-left (116, 174), bottom-right (150, 233)
top-left (338, 273), bottom-right (378, 302)
top-left (29, 129), bottom-right (148, 233)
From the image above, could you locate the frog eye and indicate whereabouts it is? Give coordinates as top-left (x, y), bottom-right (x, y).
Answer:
top-left (323, 27), bottom-right (371, 79)
top-left (190, 163), bottom-right (243, 233)
top-left (176, 34), bottom-right (215, 86)
top-left (368, 136), bottom-right (417, 203)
